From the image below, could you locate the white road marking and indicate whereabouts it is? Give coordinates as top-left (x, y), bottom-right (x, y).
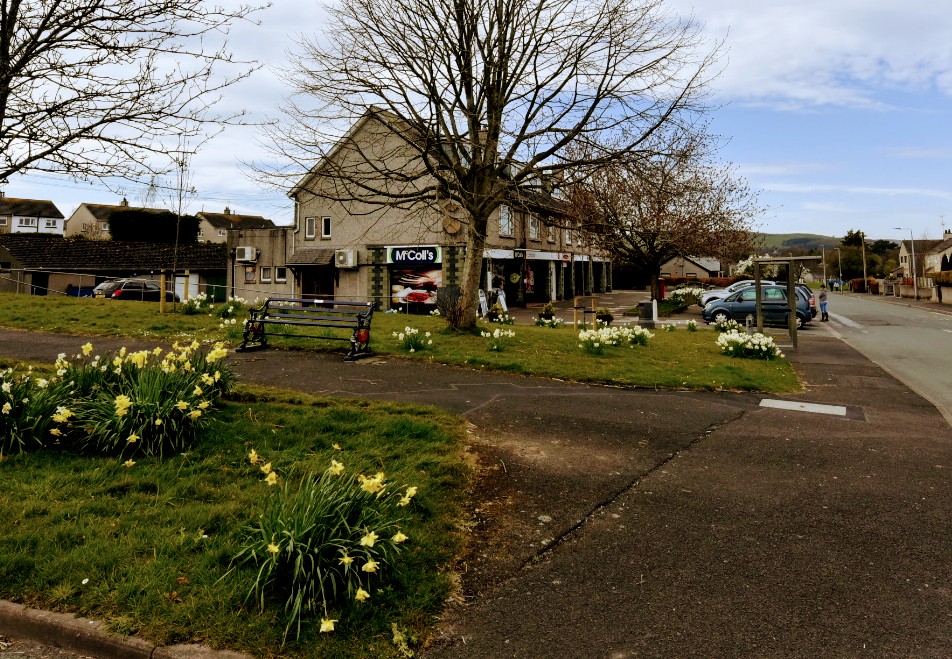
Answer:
top-left (830, 313), bottom-right (863, 329)
top-left (759, 399), bottom-right (848, 416)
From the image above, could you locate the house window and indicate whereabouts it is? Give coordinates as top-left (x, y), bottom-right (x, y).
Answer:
top-left (305, 217), bottom-right (317, 239)
top-left (244, 266), bottom-right (256, 283)
top-left (528, 215), bottom-right (540, 240)
top-left (564, 228), bottom-right (572, 245)
top-left (45, 219), bottom-right (57, 228)
top-left (218, 229), bottom-right (226, 237)
top-left (275, 267), bottom-right (288, 283)
top-left (260, 267), bottom-right (272, 282)
top-left (0, 217), bottom-right (8, 226)
top-left (546, 224), bottom-right (556, 242)
top-left (321, 216), bottom-right (332, 239)
top-left (498, 205), bottom-right (513, 237)
top-left (686, 272), bottom-right (697, 278)
top-left (99, 221), bottom-right (107, 231)
top-left (19, 217), bottom-right (38, 228)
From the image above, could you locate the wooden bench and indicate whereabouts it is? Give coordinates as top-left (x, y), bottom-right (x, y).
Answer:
top-left (236, 297), bottom-right (375, 361)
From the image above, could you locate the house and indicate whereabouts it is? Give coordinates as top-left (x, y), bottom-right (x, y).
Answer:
top-left (660, 256), bottom-right (721, 279)
top-left (196, 208), bottom-right (275, 244)
top-left (0, 195), bottom-right (66, 235)
top-left (897, 238), bottom-right (941, 278)
top-left (922, 230), bottom-right (952, 275)
top-left (226, 227), bottom-right (295, 298)
top-left (0, 234), bottom-right (227, 299)
top-left (64, 198), bottom-right (170, 240)
top-left (259, 108), bottom-right (609, 310)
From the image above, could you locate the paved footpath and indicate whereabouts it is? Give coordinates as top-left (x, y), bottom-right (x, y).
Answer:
top-left (1, 325), bottom-right (951, 657)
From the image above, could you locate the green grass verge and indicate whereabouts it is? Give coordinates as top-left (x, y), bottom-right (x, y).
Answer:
top-left (0, 383), bottom-right (469, 658)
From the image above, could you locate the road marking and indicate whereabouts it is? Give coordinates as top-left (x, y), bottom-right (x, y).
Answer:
top-left (759, 399), bottom-right (848, 416)
top-left (830, 313), bottom-right (863, 329)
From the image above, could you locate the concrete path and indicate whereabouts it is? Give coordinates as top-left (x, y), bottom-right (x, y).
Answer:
top-left (1, 320), bottom-right (950, 657)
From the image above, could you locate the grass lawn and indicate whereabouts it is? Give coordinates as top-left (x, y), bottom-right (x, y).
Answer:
top-left (0, 382), bottom-right (469, 658)
top-left (0, 293), bottom-right (800, 393)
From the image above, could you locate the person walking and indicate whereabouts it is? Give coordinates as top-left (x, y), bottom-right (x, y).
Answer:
top-left (819, 284), bottom-right (829, 321)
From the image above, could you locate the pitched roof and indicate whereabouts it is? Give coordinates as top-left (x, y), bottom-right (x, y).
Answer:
top-left (286, 248), bottom-right (335, 265)
top-left (0, 197), bottom-right (65, 219)
top-left (0, 234), bottom-right (226, 271)
top-left (901, 239), bottom-right (942, 254)
top-left (78, 203), bottom-right (168, 222)
top-left (197, 212), bottom-right (276, 230)
top-left (924, 237), bottom-right (952, 254)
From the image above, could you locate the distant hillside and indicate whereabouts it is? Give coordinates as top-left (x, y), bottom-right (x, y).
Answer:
top-left (758, 233), bottom-right (840, 251)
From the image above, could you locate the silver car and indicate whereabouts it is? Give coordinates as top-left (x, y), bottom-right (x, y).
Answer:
top-left (699, 279), bottom-right (776, 307)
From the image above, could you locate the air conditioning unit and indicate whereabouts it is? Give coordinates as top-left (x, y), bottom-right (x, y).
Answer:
top-left (235, 246), bottom-right (257, 262)
top-left (335, 249), bottom-right (358, 269)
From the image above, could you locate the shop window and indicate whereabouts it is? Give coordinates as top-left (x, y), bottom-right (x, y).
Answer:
top-left (321, 216), bottom-right (332, 239)
top-left (244, 266), bottom-right (256, 283)
top-left (305, 216), bottom-right (317, 239)
top-left (275, 267), bottom-right (287, 282)
top-left (528, 215), bottom-right (540, 240)
top-left (260, 267), bottom-right (272, 282)
top-left (499, 205), bottom-right (513, 236)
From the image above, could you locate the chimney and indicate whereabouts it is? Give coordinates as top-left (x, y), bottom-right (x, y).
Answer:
top-left (224, 206), bottom-right (231, 215)
top-left (120, 197), bottom-right (129, 207)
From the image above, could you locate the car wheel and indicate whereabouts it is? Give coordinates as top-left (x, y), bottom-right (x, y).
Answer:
top-left (712, 310), bottom-right (730, 324)
top-left (787, 313), bottom-right (804, 329)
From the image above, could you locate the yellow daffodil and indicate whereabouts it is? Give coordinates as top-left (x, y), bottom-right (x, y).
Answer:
top-left (338, 554), bottom-right (354, 566)
top-left (127, 434), bottom-right (139, 443)
top-left (193, 386), bottom-right (203, 396)
top-left (248, 449), bottom-right (260, 464)
top-left (333, 443), bottom-right (342, 451)
top-left (405, 486), bottom-right (418, 498)
top-left (267, 543), bottom-right (280, 554)
top-left (187, 410), bottom-right (202, 420)
top-left (153, 347), bottom-right (163, 356)
top-left (392, 531), bottom-right (408, 543)
top-left (260, 462), bottom-right (272, 475)
top-left (397, 496), bottom-right (411, 507)
top-left (329, 459), bottom-right (344, 476)
top-left (265, 471), bottom-right (279, 486)
top-left (201, 374), bottom-right (214, 385)
top-left (361, 560), bottom-right (378, 573)
top-left (198, 401), bottom-right (210, 409)
top-left (360, 531), bottom-right (378, 547)
top-left (358, 473), bottom-right (385, 494)
top-left (114, 395), bottom-right (132, 417)
top-left (2, 402), bottom-right (12, 414)
top-left (176, 400), bottom-right (189, 410)
top-left (50, 428), bottom-right (62, 436)
top-left (155, 418), bottom-right (163, 426)
top-left (123, 459), bottom-right (135, 468)
top-left (320, 619), bottom-right (336, 633)
top-left (82, 342), bottom-right (93, 356)
top-left (119, 347), bottom-right (127, 358)
top-left (52, 406), bottom-right (73, 423)
top-left (355, 588), bottom-right (370, 602)
top-left (113, 356), bottom-right (123, 367)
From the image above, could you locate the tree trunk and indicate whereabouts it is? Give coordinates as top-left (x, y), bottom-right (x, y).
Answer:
top-left (456, 221), bottom-right (488, 330)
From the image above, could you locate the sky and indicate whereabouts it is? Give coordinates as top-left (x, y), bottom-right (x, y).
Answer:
top-left (8, 0), bottom-right (952, 243)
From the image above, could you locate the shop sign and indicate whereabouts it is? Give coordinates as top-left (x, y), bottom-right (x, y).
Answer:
top-left (386, 245), bottom-right (442, 265)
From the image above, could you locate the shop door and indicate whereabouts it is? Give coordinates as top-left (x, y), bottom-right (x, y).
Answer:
top-left (301, 267), bottom-right (335, 299)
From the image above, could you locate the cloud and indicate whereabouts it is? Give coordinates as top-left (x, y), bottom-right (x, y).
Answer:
top-left (766, 182), bottom-right (952, 201)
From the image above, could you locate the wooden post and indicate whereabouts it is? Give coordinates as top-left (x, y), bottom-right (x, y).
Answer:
top-left (159, 271), bottom-right (167, 313)
top-left (787, 261), bottom-right (797, 350)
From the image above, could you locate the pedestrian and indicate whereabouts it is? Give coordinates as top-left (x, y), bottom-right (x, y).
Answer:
top-left (819, 284), bottom-right (829, 321)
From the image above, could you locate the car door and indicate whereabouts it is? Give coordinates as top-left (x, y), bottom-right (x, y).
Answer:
top-left (762, 286), bottom-right (788, 322)
top-left (123, 281), bottom-right (145, 300)
top-left (143, 282), bottom-right (162, 301)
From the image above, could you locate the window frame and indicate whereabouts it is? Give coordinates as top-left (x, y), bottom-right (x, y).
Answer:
top-left (321, 216), bottom-right (332, 239)
top-left (275, 267), bottom-right (288, 283)
top-left (304, 216), bottom-right (317, 240)
top-left (528, 214), bottom-right (540, 241)
top-left (564, 228), bottom-right (572, 246)
top-left (19, 217), bottom-right (38, 228)
top-left (260, 266), bottom-right (272, 283)
top-left (498, 205), bottom-right (513, 237)
top-left (244, 266), bottom-right (256, 283)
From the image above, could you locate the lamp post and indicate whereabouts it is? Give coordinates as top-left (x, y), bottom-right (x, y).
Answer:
top-left (834, 247), bottom-right (842, 290)
top-left (860, 230), bottom-right (867, 292)
top-left (895, 227), bottom-right (918, 300)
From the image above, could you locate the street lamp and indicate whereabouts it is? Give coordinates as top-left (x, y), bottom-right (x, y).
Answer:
top-left (834, 247), bottom-right (842, 290)
top-left (894, 227), bottom-right (918, 301)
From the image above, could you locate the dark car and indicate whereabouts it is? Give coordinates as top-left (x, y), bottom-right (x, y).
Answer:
top-left (92, 279), bottom-right (179, 302)
top-left (702, 284), bottom-right (812, 328)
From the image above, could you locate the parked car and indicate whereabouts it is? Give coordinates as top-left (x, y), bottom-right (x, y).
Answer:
top-left (92, 278), bottom-right (179, 302)
top-left (699, 279), bottom-right (776, 307)
top-left (702, 284), bottom-right (812, 328)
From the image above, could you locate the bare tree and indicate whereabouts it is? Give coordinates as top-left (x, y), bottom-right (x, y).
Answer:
top-left (0, 0), bottom-right (265, 184)
top-left (265, 0), bottom-right (718, 329)
top-left (564, 127), bottom-right (762, 299)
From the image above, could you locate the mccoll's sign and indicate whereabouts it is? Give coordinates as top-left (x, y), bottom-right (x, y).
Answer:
top-left (386, 245), bottom-right (442, 266)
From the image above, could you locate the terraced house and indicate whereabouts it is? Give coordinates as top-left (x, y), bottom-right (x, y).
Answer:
top-left (0, 195), bottom-right (65, 235)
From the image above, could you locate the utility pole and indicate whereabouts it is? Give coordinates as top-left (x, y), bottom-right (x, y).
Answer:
top-left (861, 231), bottom-right (867, 291)
top-left (822, 244), bottom-right (827, 284)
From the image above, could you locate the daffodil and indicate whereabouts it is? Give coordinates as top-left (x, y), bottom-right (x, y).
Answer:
top-left (355, 588), bottom-right (370, 602)
top-left (260, 462), bottom-right (272, 474)
top-left (333, 443), bottom-right (342, 450)
top-left (360, 531), bottom-right (378, 547)
top-left (361, 560), bottom-right (378, 573)
top-left (198, 401), bottom-right (210, 409)
top-left (405, 486), bottom-right (418, 498)
top-left (329, 459), bottom-right (344, 476)
top-left (123, 459), bottom-right (135, 468)
top-left (155, 418), bottom-right (163, 426)
top-left (201, 373), bottom-right (215, 385)
top-left (397, 496), bottom-right (411, 507)
top-left (193, 386), bottom-right (203, 396)
top-left (127, 434), bottom-right (139, 443)
top-left (82, 342), bottom-right (93, 356)
top-left (50, 428), bottom-right (62, 436)
top-left (392, 531), bottom-right (408, 543)
top-left (1, 402), bottom-right (11, 415)
top-left (187, 410), bottom-right (202, 420)
top-left (267, 543), bottom-right (280, 554)
top-left (114, 395), bottom-right (132, 417)
top-left (248, 449), bottom-right (260, 464)
top-left (265, 471), bottom-right (278, 486)
top-left (320, 619), bottom-right (337, 633)
top-left (176, 400), bottom-right (189, 411)
top-left (338, 554), bottom-right (354, 566)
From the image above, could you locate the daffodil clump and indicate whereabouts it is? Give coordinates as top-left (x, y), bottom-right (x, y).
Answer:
top-left (534, 316), bottom-right (565, 328)
top-left (392, 326), bottom-right (432, 353)
top-left (0, 341), bottom-right (233, 458)
top-left (669, 286), bottom-right (705, 306)
top-left (716, 330), bottom-right (784, 360)
top-left (686, 319), bottom-right (699, 332)
top-left (237, 448), bottom-right (418, 641)
top-left (480, 327), bottom-right (516, 352)
top-left (490, 313), bottom-right (515, 325)
top-left (712, 318), bottom-right (743, 333)
top-left (577, 325), bottom-right (654, 354)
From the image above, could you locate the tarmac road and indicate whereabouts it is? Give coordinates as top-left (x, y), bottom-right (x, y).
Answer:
top-left (1, 324), bottom-right (951, 657)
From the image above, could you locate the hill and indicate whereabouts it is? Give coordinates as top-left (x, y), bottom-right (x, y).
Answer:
top-left (758, 233), bottom-right (840, 251)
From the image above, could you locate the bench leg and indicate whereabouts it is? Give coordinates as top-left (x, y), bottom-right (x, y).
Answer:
top-left (236, 321), bottom-right (268, 352)
top-left (345, 327), bottom-right (373, 361)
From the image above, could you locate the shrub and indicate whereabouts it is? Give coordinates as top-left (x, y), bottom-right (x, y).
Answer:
top-left (392, 326), bottom-right (432, 352)
top-left (236, 455), bottom-right (417, 641)
top-left (716, 330), bottom-right (784, 360)
top-left (0, 368), bottom-right (67, 455)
